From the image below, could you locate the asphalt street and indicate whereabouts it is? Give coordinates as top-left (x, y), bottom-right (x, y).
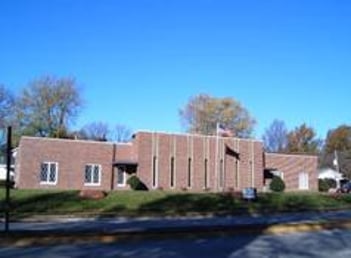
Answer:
top-left (1, 228), bottom-right (351, 258)
top-left (3, 209), bottom-right (351, 234)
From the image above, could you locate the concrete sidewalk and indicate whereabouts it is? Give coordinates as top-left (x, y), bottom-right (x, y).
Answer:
top-left (1, 210), bottom-right (351, 246)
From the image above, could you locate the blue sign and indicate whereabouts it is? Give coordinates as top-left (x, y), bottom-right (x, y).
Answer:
top-left (242, 187), bottom-right (257, 200)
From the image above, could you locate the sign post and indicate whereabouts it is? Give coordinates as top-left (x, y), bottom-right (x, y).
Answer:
top-left (242, 187), bottom-right (257, 202)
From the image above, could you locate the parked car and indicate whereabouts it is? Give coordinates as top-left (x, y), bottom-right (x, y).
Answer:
top-left (338, 181), bottom-right (351, 193)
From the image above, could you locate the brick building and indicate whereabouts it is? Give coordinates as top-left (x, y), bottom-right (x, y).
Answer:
top-left (14, 131), bottom-right (318, 192)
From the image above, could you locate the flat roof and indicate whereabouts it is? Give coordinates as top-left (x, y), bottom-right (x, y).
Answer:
top-left (134, 130), bottom-right (263, 143)
top-left (113, 160), bottom-right (138, 166)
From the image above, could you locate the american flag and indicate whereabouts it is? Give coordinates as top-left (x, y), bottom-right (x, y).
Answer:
top-left (216, 123), bottom-right (233, 137)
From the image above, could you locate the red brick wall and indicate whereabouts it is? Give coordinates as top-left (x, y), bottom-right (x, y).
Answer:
top-left (135, 132), bottom-right (264, 192)
top-left (15, 133), bottom-right (317, 193)
top-left (115, 143), bottom-right (137, 162)
top-left (264, 153), bottom-right (318, 191)
top-left (193, 136), bottom-right (205, 190)
top-left (112, 142), bottom-right (138, 190)
top-left (16, 137), bottom-right (115, 190)
top-left (134, 132), bottom-right (153, 189)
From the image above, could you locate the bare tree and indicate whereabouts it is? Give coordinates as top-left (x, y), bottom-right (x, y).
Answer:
top-left (0, 85), bottom-right (15, 148)
top-left (114, 124), bottom-right (132, 142)
top-left (0, 84), bottom-right (15, 129)
top-left (16, 75), bottom-right (82, 138)
top-left (262, 119), bottom-right (288, 152)
top-left (179, 94), bottom-right (255, 138)
top-left (78, 122), bottom-right (110, 141)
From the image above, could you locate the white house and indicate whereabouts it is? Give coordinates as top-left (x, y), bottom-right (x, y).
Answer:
top-left (0, 148), bottom-right (17, 181)
top-left (318, 168), bottom-right (347, 188)
top-left (0, 164), bottom-right (14, 181)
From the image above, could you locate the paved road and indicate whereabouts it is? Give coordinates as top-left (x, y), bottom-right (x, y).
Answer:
top-left (3, 209), bottom-right (351, 234)
top-left (1, 229), bottom-right (351, 257)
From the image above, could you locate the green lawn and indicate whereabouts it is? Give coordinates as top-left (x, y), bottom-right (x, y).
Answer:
top-left (1, 189), bottom-right (351, 219)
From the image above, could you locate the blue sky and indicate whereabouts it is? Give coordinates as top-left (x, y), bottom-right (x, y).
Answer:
top-left (1, 0), bottom-right (350, 139)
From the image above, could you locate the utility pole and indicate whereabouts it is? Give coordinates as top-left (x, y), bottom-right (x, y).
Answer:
top-left (5, 126), bottom-right (12, 233)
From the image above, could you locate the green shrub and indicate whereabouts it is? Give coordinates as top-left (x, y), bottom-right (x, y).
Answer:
top-left (270, 176), bottom-right (285, 192)
top-left (318, 179), bottom-right (329, 192)
top-left (325, 178), bottom-right (337, 189)
top-left (127, 175), bottom-right (148, 191)
top-left (318, 178), bottom-right (337, 192)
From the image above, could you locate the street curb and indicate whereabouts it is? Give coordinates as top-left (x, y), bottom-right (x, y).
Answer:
top-left (1, 219), bottom-right (351, 247)
top-left (3, 206), bottom-right (351, 223)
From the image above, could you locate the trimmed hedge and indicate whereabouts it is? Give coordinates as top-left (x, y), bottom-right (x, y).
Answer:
top-left (270, 176), bottom-right (285, 192)
top-left (127, 175), bottom-right (148, 191)
top-left (319, 178), bottom-right (337, 192)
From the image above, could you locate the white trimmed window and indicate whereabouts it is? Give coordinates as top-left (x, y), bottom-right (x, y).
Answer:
top-left (117, 166), bottom-right (126, 187)
top-left (40, 162), bottom-right (58, 185)
top-left (85, 164), bottom-right (101, 186)
top-left (299, 172), bottom-right (309, 190)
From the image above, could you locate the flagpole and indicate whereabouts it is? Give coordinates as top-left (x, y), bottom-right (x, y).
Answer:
top-left (334, 150), bottom-right (340, 189)
top-left (334, 150), bottom-right (339, 173)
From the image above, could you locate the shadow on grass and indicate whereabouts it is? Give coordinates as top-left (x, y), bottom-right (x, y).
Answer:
top-left (3, 191), bottom-right (81, 218)
top-left (256, 192), bottom-right (351, 214)
top-left (3, 190), bottom-right (351, 220)
top-left (0, 190), bottom-right (127, 219)
top-left (136, 192), bottom-right (250, 216)
top-left (97, 203), bottom-right (127, 218)
top-left (133, 191), bottom-right (351, 217)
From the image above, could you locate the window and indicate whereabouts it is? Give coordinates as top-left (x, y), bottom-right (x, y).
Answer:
top-left (117, 166), bottom-right (126, 186)
top-left (219, 159), bottom-right (224, 188)
top-left (85, 164), bottom-right (101, 185)
top-left (40, 162), bottom-right (58, 184)
top-left (170, 157), bottom-right (175, 188)
top-left (187, 158), bottom-right (192, 188)
top-left (250, 161), bottom-right (254, 187)
top-left (204, 159), bottom-right (208, 189)
top-left (235, 160), bottom-right (239, 188)
top-left (299, 172), bottom-right (309, 190)
top-left (152, 156), bottom-right (157, 188)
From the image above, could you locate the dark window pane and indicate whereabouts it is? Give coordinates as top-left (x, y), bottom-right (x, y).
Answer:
top-left (93, 165), bottom-right (100, 183)
top-left (49, 163), bottom-right (56, 182)
top-left (40, 163), bottom-right (48, 182)
top-left (85, 165), bottom-right (92, 183)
